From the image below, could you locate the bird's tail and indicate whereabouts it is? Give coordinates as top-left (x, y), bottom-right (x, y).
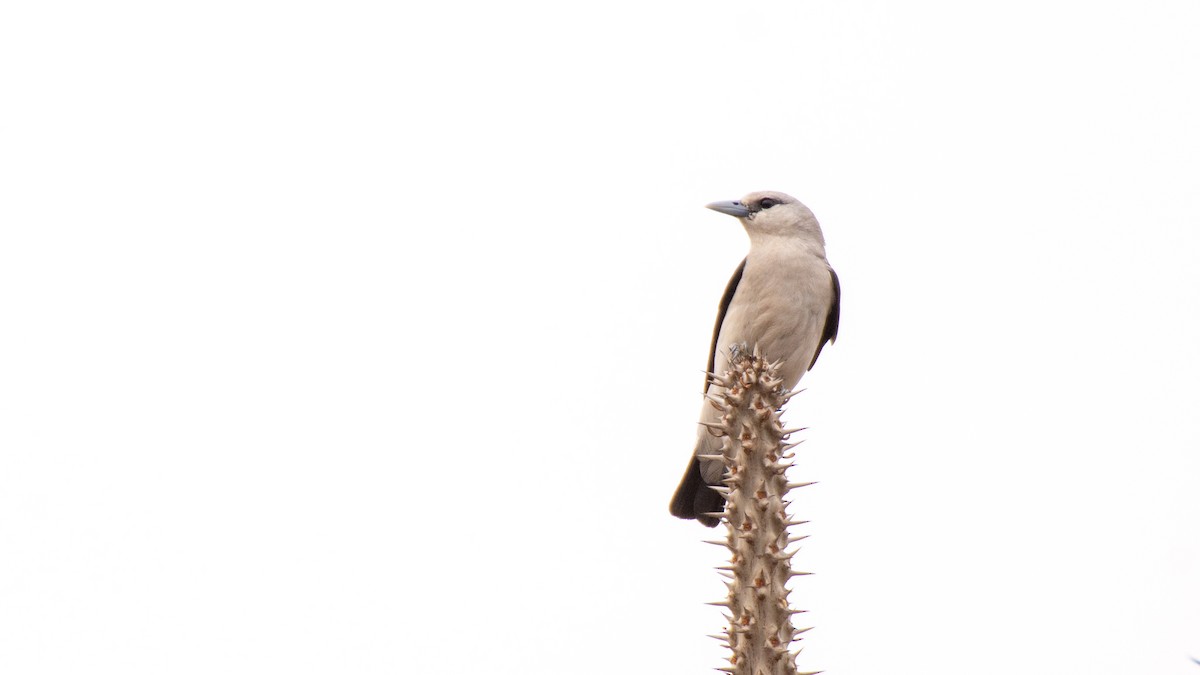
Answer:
top-left (669, 457), bottom-right (724, 527)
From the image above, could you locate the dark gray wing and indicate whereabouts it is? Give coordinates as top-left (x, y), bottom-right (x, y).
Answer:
top-left (808, 267), bottom-right (841, 370)
top-left (704, 258), bottom-right (746, 393)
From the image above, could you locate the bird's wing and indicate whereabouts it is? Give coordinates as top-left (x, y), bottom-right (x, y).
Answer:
top-left (704, 258), bottom-right (746, 393)
top-left (808, 267), bottom-right (841, 370)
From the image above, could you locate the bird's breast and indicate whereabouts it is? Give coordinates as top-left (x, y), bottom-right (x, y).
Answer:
top-left (715, 247), bottom-right (831, 389)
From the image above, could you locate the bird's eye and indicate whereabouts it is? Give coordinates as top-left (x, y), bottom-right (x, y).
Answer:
top-left (759, 198), bottom-right (778, 209)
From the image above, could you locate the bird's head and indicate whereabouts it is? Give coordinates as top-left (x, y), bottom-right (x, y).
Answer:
top-left (706, 191), bottom-right (824, 247)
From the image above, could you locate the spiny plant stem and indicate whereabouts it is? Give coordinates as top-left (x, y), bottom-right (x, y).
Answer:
top-left (706, 347), bottom-right (816, 675)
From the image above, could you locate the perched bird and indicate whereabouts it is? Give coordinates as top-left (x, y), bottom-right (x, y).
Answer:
top-left (669, 191), bottom-right (840, 527)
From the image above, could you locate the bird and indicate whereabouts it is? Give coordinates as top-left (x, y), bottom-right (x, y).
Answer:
top-left (669, 191), bottom-right (840, 527)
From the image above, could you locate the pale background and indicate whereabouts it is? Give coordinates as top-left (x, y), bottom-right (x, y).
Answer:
top-left (2, 1), bottom-right (1198, 673)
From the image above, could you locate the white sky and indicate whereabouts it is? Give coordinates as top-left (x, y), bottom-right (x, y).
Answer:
top-left (2, 1), bottom-right (1198, 673)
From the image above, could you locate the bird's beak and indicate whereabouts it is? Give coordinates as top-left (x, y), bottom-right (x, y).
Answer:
top-left (705, 200), bottom-right (751, 218)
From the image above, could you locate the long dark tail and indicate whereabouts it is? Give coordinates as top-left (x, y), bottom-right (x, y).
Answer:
top-left (668, 457), bottom-right (724, 527)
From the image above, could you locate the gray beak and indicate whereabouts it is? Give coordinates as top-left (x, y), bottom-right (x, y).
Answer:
top-left (706, 200), bottom-right (751, 218)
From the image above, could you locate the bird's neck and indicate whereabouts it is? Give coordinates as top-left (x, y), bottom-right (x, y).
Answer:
top-left (747, 234), bottom-right (827, 261)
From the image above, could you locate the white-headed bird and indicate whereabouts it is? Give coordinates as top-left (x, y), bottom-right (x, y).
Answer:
top-left (669, 191), bottom-right (840, 526)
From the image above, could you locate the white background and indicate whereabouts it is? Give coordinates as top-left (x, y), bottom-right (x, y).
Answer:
top-left (2, 1), bottom-right (1198, 673)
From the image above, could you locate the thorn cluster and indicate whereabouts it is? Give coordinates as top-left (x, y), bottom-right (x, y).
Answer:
top-left (705, 347), bottom-right (816, 675)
